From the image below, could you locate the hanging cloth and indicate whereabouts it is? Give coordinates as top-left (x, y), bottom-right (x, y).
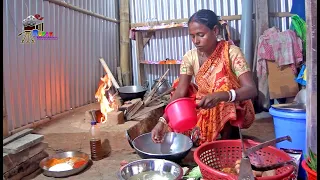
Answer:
top-left (295, 64), bottom-right (307, 86)
top-left (290, 15), bottom-right (307, 55)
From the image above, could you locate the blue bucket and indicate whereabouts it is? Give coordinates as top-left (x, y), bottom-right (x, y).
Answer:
top-left (269, 107), bottom-right (306, 179)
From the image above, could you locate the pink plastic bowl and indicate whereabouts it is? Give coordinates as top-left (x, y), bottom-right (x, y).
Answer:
top-left (165, 98), bottom-right (197, 132)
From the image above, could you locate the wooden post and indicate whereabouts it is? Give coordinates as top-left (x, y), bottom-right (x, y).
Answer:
top-left (255, 0), bottom-right (269, 41)
top-left (3, 82), bottom-right (9, 138)
top-left (253, 0), bottom-right (269, 111)
top-left (120, 0), bottom-right (131, 86)
top-left (253, 0), bottom-right (269, 74)
top-left (305, 0), bottom-right (317, 152)
top-left (135, 32), bottom-right (146, 85)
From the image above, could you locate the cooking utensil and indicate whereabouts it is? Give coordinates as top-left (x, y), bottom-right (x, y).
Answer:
top-left (39, 151), bottom-right (90, 178)
top-left (144, 69), bottom-right (170, 105)
top-left (151, 78), bottom-right (171, 95)
top-left (245, 135), bottom-right (292, 155)
top-left (238, 125), bottom-right (255, 180)
top-left (165, 98), bottom-right (197, 132)
top-left (117, 81), bottom-right (149, 101)
top-left (127, 132), bottom-right (193, 162)
top-left (238, 134), bottom-right (294, 179)
top-left (118, 159), bottom-right (183, 180)
top-left (125, 130), bottom-right (134, 149)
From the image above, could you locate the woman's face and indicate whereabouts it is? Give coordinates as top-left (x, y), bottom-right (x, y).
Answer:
top-left (188, 21), bottom-right (219, 54)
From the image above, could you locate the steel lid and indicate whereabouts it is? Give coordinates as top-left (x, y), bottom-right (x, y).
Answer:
top-left (271, 103), bottom-right (306, 112)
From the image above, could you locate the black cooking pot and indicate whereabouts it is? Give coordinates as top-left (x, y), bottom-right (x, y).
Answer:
top-left (117, 82), bottom-right (149, 101)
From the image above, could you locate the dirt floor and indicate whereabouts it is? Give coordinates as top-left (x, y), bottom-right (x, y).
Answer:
top-left (29, 103), bottom-right (275, 180)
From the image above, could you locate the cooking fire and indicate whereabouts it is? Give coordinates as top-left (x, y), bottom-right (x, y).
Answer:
top-left (94, 74), bottom-right (120, 124)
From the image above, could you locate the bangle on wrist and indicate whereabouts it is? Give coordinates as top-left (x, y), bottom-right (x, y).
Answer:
top-left (230, 89), bottom-right (236, 102)
top-left (227, 91), bottom-right (232, 102)
top-left (159, 117), bottom-right (168, 125)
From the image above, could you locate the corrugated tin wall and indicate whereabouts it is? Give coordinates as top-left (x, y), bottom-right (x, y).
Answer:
top-left (130, 0), bottom-right (293, 86)
top-left (3, 0), bottom-right (119, 133)
top-left (269, 0), bottom-right (293, 31)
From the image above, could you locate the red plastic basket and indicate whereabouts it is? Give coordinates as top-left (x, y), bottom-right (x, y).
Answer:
top-left (194, 140), bottom-right (295, 180)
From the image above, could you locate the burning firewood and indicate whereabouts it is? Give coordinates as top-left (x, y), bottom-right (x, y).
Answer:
top-left (95, 74), bottom-right (119, 123)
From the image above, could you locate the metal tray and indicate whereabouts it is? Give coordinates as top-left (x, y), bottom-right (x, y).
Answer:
top-left (39, 151), bottom-right (90, 178)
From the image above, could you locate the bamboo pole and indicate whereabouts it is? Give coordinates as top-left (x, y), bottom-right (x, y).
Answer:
top-left (44, 0), bottom-right (119, 23)
top-left (130, 13), bottom-right (292, 28)
top-left (269, 12), bottom-right (293, 18)
top-left (120, 0), bottom-right (131, 86)
top-left (131, 15), bottom-right (247, 28)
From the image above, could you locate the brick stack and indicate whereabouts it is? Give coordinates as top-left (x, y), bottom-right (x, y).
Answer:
top-left (3, 129), bottom-right (48, 180)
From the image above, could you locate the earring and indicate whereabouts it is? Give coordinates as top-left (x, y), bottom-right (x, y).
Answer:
top-left (216, 35), bottom-right (223, 41)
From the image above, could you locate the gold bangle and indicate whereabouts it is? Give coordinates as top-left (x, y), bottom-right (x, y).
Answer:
top-left (159, 117), bottom-right (168, 125)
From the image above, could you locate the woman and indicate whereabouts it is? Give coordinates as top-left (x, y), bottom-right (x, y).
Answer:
top-left (151, 9), bottom-right (257, 145)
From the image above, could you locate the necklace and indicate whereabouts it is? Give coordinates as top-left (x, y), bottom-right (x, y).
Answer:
top-left (198, 50), bottom-right (206, 66)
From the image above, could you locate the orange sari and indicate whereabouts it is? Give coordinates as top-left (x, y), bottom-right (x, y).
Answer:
top-left (171, 41), bottom-right (255, 145)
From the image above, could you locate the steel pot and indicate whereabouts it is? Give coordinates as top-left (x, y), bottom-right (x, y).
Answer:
top-left (118, 159), bottom-right (183, 180)
top-left (151, 78), bottom-right (171, 95)
top-left (126, 132), bottom-right (193, 163)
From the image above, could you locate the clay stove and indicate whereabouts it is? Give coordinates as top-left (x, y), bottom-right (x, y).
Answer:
top-left (88, 74), bottom-right (124, 126)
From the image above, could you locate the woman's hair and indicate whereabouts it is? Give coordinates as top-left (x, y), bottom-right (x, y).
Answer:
top-left (188, 9), bottom-right (220, 30)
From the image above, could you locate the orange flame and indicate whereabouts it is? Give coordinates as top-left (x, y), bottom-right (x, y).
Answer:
top-left (94, 74), bottom-right (117, 123)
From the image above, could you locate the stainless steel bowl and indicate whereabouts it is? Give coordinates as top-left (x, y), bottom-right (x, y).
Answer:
top-left (118, 159), bottom-right (183, 180)
top-left (131, 132), bottom-right (193, 162)
top-left (39, 151), bottom-right (90, 178)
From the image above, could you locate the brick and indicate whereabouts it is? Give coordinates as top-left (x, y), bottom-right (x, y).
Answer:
top-left (3, 151), bottom-right (48, 180)
top-left (107, 111), bottom-right (125, 125)
top-left (3, 129), bottom-right (33, 146)
top-left (3, 134), bottom-right (44, 154)
top-left (3, 142), bottom-right (48, 173)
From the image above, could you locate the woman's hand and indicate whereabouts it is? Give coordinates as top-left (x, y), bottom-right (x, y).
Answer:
top-left (151, 121), bottom-right (167, 143)
top-left (196, 91), bottom-right (229, 109)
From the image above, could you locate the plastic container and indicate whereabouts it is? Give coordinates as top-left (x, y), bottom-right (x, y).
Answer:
top-left (89, 121), bottom-right (104, 161)
top-left (165, 98), bottom-right (197, 132)
top-left (301, 159), bottom-right (317, 180)
top-left (269, 107), bottom-right (306, 179)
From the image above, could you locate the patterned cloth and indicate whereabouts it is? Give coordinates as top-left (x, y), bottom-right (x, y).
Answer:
top-left (180, 44), bottom-right (251, 77)
top-left (256, 27), bottom-right (303, 107)
top-left (170, 41), bottom-right (255, 145)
